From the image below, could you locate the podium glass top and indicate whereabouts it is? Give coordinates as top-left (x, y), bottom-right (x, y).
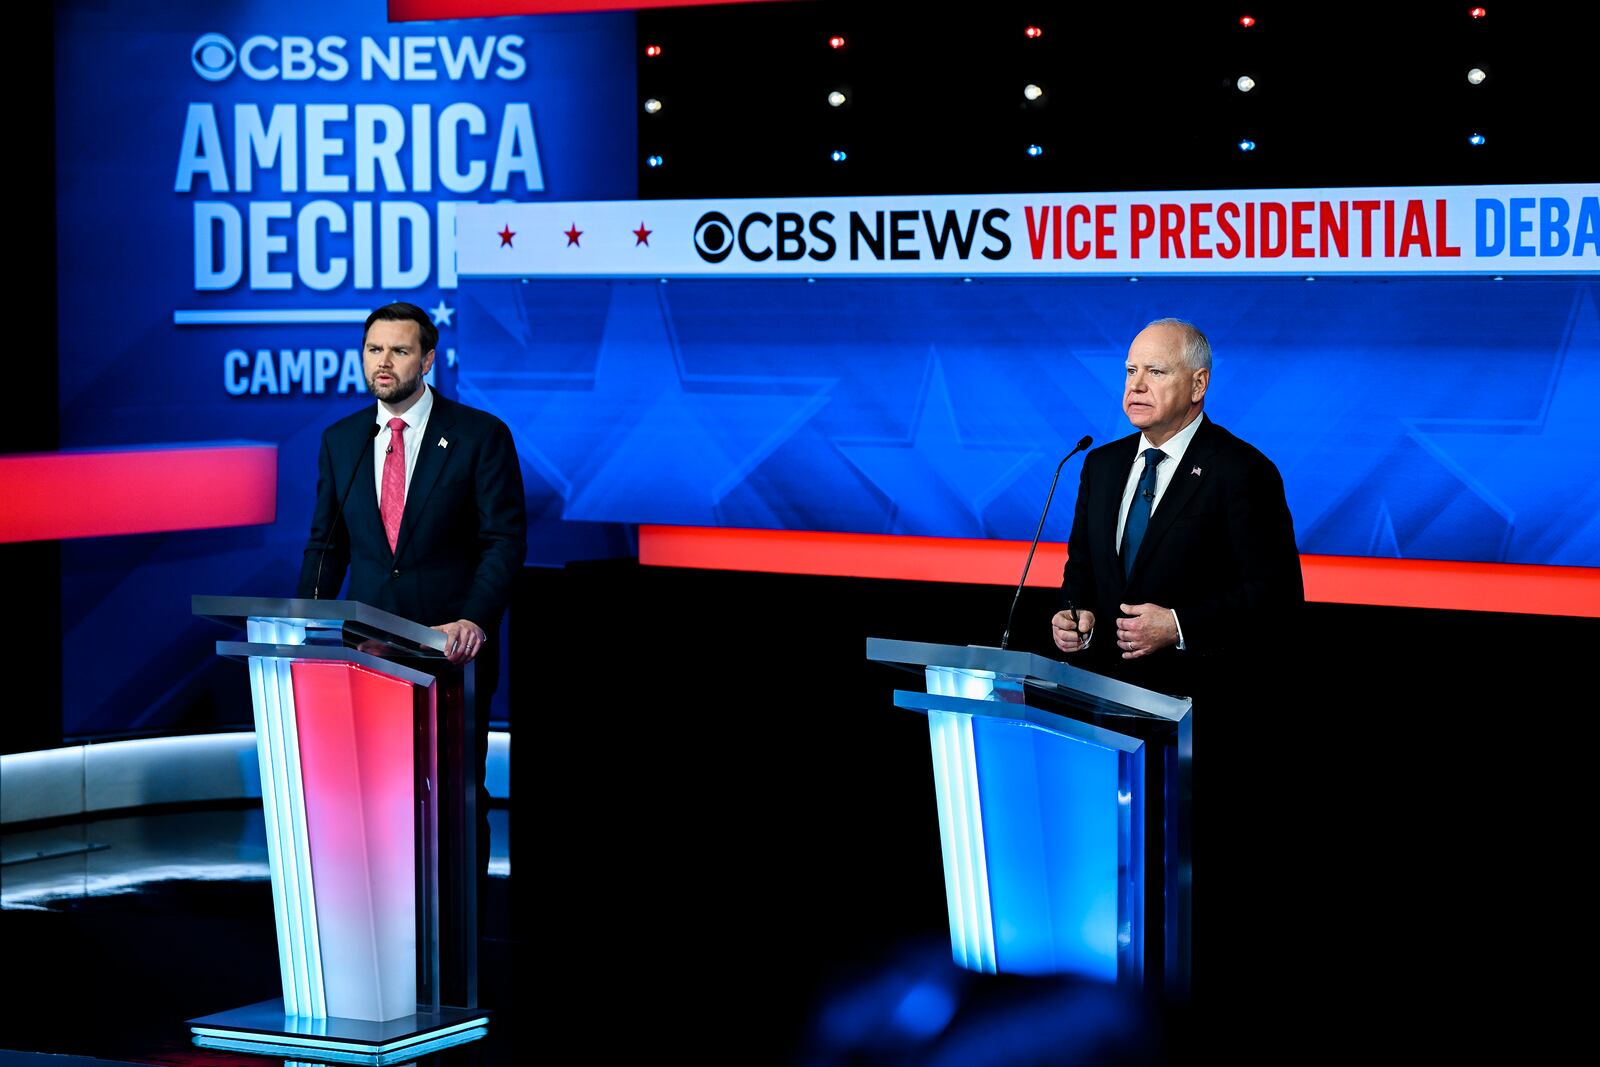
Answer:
top-left (193, 596), bottom-right (450, 661)
top-left (866, 637), bottom-right (1192, 724)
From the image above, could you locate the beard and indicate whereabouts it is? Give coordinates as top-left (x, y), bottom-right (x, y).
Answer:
top-left (368, 368), bottom-right (423, 404)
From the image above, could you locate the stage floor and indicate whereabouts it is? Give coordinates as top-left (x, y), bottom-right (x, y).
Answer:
top-left (0, 803), bottom-right (1169, 1065)
top-left (0, 807), bottom-right (518, 1067)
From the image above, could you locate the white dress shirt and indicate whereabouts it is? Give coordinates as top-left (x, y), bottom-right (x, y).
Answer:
top-left (373, 383), bottom-right (435, 503)
top-left (1115, 412), bottom-right (1206, 547)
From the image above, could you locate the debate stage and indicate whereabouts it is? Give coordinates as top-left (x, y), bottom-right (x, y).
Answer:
top-left (5, 564), bottom-right (1593, 1062)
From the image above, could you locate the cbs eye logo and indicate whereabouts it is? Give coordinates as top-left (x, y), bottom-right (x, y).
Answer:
top-left (192, 33), bottom-right (237, 81)
top-left (693, 211), bottom-right (734, 263)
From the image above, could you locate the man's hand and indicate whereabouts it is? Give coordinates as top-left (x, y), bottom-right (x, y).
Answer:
top-left (1116, 603), bottom-right (1178, 659)
top-left (1051, 609), bottom-right (1096, 654)
top-left (433, 619), bottom-right (487, 665)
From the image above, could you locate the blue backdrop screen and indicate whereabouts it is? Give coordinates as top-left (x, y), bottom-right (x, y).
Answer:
top-left (457, 275), bottom-right (1600, 568)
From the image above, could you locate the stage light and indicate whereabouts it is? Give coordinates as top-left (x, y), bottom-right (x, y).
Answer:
top-left (1468, 133), bottom-right (1486, 145)
top-left (645, 44), bottom-right (662, 57)
top-left (644, 98), bottom-right (662, 114)
top-left (1238, 139), bottom-right (1256, 151)
top-left (646, 154), bottom-right (664, 167)
top-left (1026, 144), bottom-right (1043, 157)
top-left (1236, 75), bottom-right (1256, 92)
top-left (831, 149), bottom-right (848, 162)
top-left (828, 90), bottom-right (847, 107)
top-left (1240, 15), bottom-right (1256, 27)
top-left (1025, 26), bottom-right (1043, 39)
top-left (1024, 84), bottom-right (1044, 101)
top-left (829, 35), bottom-right (846, 49)
top-left (1469, 7), bottom-right (1486, 17)
top-left (1468, 68), bottom-right (1487, 84)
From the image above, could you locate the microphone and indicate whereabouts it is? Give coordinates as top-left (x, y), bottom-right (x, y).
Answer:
top-left (1000, 435), bottom-right (1093, 650)
top-left (312, 423), bottom-right (382, 600)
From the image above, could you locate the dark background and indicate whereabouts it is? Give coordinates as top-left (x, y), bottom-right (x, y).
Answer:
top-left (516, 560), bottom-right (1594, 1050)
top-left (636, 1), bottom-right (1593, 197)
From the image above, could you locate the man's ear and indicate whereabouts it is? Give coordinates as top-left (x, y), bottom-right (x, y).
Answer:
top-left (422, 349), bottom-right (436, 375)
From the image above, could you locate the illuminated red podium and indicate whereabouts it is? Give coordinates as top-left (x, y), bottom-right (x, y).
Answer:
top-left (189, 596), bottom-right (486, 1063)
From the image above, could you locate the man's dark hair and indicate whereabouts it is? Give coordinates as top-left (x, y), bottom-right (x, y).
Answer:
top-left (364, 302), bottom-right (438, 355)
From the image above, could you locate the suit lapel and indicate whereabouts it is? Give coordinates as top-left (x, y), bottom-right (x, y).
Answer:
top-left (393, 397), bottom-right (458, 564)
top-left (1102, 435), bottom-right (1140, 555)
top-left (1129, 416), bottom-right (1216, 581)
top-left (340, 416), bottom-right (386, 553)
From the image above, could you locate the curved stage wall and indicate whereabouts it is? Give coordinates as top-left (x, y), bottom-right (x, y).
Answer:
top-left (0, 731), bottom-right (512, 826)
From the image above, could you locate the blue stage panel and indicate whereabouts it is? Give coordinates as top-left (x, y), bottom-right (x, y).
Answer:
top-left (972, 718), bottom-right (1130, 980)
top-left (459, 275), bottom-right (1600, 568)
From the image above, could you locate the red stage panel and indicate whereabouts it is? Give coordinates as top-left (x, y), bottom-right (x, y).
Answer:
top-left (640, 525), bottom-right (1068, 587)
top-left (1297, 554), bottom-right (1599, 618)
top-left (0, 444), bottom-right (277, 544)
top-left (639, 525), bottom-right (1600, 618)
top-left (290, 660), bottom-right (418, 1019)
top-left (390, 0), bottom-right (788, 19)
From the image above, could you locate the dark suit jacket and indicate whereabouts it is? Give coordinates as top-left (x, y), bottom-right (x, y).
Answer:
top-left (1059, 414), bottom-right (1303, 698)
top-left (297, 392), bottom-right (527, 633)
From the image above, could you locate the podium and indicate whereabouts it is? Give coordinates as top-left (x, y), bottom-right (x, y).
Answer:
top-left (188, 597), bottom-right (488, 1063)
top-left (867, 639), bottom-right (1192, 992)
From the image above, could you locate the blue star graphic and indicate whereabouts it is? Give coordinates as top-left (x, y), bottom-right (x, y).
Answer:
top-left (1406, 286), bottom-right (1600, 566)
top-left (430, 300), bottom-right (455, 327)
top-left (838, 352), bottom-right (1039, 537)
top-left (457, 283), bottom-right (834, 526)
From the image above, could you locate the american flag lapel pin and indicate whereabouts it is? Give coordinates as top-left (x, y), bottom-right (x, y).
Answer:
top-left (438, 437), bottom-right (449, 448)
top-left (1191, 466), bottom-right (1202, 476)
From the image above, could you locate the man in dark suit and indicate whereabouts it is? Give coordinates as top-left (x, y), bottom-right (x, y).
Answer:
top-left (1050, 318), bottom-right (1303, 699)
top-left (1050, 319), bottom-right (1303, 1002)
top-left (297, 302), bottom-right (526, 942)
top-left (297, 302), bottom-right (526, 660)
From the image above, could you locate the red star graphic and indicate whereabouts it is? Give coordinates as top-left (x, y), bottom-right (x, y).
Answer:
top-left (632, 221), bottom-right (653, 247)
top-left (564, 223), bottom-right (583, 247)
top-left (498, 225), bottom-right (515, 248)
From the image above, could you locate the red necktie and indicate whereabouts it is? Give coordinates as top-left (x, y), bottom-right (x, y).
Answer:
top-left (380, 417), bottom-right (407, 553)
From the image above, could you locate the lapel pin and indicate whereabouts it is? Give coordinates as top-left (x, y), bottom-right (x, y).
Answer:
top-left (1191, 466), bottom-right (1202, 476)
top-left (438, 437), bottom-right (449, 448)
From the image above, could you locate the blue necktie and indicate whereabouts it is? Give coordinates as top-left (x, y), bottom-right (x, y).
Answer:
top-left (1121, 448), bottom-right (1167, 578)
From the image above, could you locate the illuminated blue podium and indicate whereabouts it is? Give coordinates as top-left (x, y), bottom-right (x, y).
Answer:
top-left (867, 639), bottom-right (1191, 992)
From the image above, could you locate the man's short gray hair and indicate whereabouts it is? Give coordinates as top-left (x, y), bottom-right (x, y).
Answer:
top-left (1146, 317), bottom-right (1212, 372)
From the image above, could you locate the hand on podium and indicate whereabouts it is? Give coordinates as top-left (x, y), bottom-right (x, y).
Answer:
top-left (433, 618), bottom-right (487, 665)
